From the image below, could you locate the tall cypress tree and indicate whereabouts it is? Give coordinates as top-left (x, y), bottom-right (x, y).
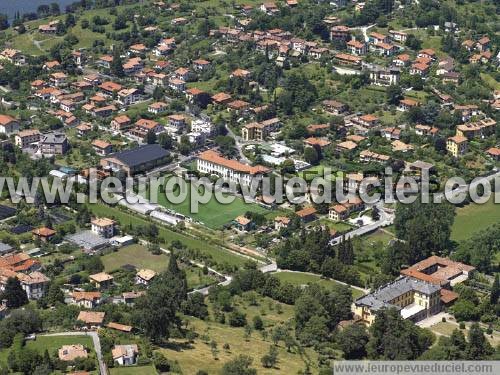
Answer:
top-left (1, 278), bottom-right (28, 308)
top-left (110, 48), bottom-right (124, 77)
top-left (490, 274), bottom-right (500, 305)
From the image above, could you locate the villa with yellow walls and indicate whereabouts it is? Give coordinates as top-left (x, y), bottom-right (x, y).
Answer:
top-left (353, 277), bottom-right (441, 326)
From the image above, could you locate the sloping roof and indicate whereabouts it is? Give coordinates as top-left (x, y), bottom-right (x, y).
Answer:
top-left (136, 268), bottom-right (157, 281)
top-left (72, 291), bottom-right (101, 301)
top-left (112, 344), bottom-right (138, 360)
top-left (32, 227), bottom-right (56, 237)
top-left (106, 144), bottom-right (169, 168)
top-left (296, 207), bottom-right (317, 218)
top-left (0, 114), bottom-right (17, 125)
top-left (198, 150), bottom-right (270, 175)
top-left (77, 311), bottom-right (105, 324)
top-left (106, 322), bottom-right (133, 332)
top-left (59, 345), bottom-right (88, 361)
top-left (355, 276), bottom-right (440, 311)
top-left (91, 217), bottom-right (115, 227)
top-left (89, 272), bottom-right (113, 283)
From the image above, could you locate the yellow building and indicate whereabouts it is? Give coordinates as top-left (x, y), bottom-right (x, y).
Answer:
top-left (447, 135), bottom-right (468, 157)
top-left (456, 118), bottom-right (496, 139)
top-left (242, 122), bottom-right (267, 141)
top-left (353, 277), bottom-right (442, 326)
top-left (241, 118), bottom-right (281, 141)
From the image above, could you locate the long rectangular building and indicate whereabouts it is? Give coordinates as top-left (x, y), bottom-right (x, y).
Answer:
top-left (197, 149), bottom-right (270, 185)
top-left (100, 144), bottom-right (170, 176)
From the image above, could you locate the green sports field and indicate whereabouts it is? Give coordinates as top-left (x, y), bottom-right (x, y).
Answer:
top-left (150, 178), bottom-right (270, 229)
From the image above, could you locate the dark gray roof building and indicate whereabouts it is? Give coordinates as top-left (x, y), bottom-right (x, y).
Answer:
top-left (100, 144), bottom-right (170, 176)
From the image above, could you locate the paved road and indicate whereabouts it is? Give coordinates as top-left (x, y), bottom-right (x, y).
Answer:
top-left (433, 168), bottom-right (500, 202)
top-left (330, 202), bottom-right (394, 245)
top-left (350, 24), bottom-right (376, 42)
top-left (41, 331), bottom-right (107, 375)
top-left (225, 125), bottom-right (250, 164)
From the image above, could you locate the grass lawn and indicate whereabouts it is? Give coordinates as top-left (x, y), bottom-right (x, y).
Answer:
top-left (481, 73), bottom-right (500, 90)
top-left (272, 271), bottom-right (364, 299)
top-left (0, 335), bottom-right (95, 368)
top-left (451, 197), bottom-right (500, 241)
top-left (101, 244), bottom-right (217, 289)
top-left (430, 322), bottom-right (500, 347)
top-left (317, 218), bottom-right (354, 233)
top-left (109, 365), bottom-right (157, 375)
top-left (361, 229), bottom-right (395, 247)
top-left (27, 335), bottom-right (94, 355)
top-left (87, 203), bottom-right (248, 268)
top-left (102, 244), bottom-right (169, 273)
top-left (151, 178), bottom-right (270, 229)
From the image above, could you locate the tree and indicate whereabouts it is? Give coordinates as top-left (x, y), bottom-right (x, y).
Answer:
top-left (113, 15), bottom-right (127, 30)
top-left (465, 323), bottom-right (494, 360)
top-left (386, 85), bottom-right (402, 105)
top-left (45, 282), bottom-right (65, 306)
top-left (182, 293), bottom-right (208, 319)
top-left (337, 324), bottom-right (369, 359)
top-left (261, 345), bottom-right (278, 368)
top-left (221, 355), bottom-right (257, 375)
top-left (253, 315), bottom-right (264, 330)
top-left (1, 278), bottom-right (28, 308)
top-left (145, 130), bottom-right (157, 144)
top-left (153, 352), bottom-right (170, 372)
top-left (367, 308), bottom-right (434, 360)
top-left (0, 14), bottom-right (9, 30)
top-left (135, 254), bottom-right (187, 343)
top-left (158, 133), bottom-right (173, 150)
top-left (405, 34), bottom-right (422, 50)
top-left (110, 48), bottom-right (124, 77)
top-left (394, 199), bottom-right (455, 263)
top-left (491, 274), bottom-right (500, 305)
top-left (152, 86), bottom-right (165, 101)
top-left (304, 146), bottom-right (319, 165)
top-left (210, 340), bottom-right (219, 359)
top-left (337, 238), bottom-right (354, 265)
top-left (228, 310), bottom-right (247, 327)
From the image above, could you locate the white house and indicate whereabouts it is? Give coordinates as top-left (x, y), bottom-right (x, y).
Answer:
top-left (112, 345), bottom-right (139, 366)
top-left (0, 115), bottom-right (20, 135)
top-left (91, 218), bottom-right (115, 238)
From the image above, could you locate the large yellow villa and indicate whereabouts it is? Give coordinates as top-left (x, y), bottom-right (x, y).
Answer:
top-left (353, 277), bottom-right (442, 326)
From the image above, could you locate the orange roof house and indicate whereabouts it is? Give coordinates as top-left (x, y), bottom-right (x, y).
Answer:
top-left (304, 137), bottom-right (331, 148)
top-left (32, 227), bottom-right (56, 242)
top-left (295, 207), bottom-right (317, 222)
